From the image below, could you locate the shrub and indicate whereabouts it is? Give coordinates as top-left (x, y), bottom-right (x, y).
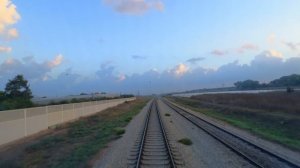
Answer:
top-left (125, 116), bottom-right (132, 122)
top-left (0, 98), bottom-right (33, 110)
top-left (113, 127), bottom-right (125, 135)
top-left (59, 100), bottom-right (70, 104)
top-left (178, 138), bottom-right (193, 145)
top-left (286, 87), bottom-right (294, 93)
top-left (70, 98), bottom-right (79, 103)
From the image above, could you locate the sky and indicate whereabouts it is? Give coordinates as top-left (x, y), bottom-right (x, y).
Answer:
top-left (1, 0), bottom-right (300, 96)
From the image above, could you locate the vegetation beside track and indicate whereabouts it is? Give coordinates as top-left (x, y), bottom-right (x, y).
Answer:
top-left (0, 98), bottom-right (149, 168)
top-left (167, 93), bottom-right (300, 151)
top-left (178, 138), bottom-right (193, 146)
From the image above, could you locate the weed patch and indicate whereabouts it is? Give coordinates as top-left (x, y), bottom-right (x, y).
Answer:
top-left (113, 127), bottom-right (125, 135)
top-left (178, 138), bottom-right (193, 145)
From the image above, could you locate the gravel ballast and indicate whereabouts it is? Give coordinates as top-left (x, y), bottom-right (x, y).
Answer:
top-left (157, 99), bottom-right (254, 168)
top-left (166, 98), bottom-right (300, 166)
top-left (92, 101), bottom-right (151, 168)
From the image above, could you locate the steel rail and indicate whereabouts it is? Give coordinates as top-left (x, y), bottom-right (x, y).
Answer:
top-left (162, 98), bottom-right (300, 168)
top-left (135, 100), bottom-right (153, 167)
top-left (135, 99), bottom-right (176, 168)
top-left (155, 100), bottom-right (176, 168)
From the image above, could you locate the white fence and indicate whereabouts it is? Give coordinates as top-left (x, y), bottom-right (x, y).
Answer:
top-left (0, 97), bottom-right (135, 146)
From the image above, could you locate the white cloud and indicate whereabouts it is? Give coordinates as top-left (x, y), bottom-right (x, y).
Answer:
top-left (47, 54), bottom-right (64, 68)
top-left (172, 63), bottom-right (189, 77)
top-left (0, 55), bottom-right (64, 89)
top-left (104, 0), bottom-right (164, 15)
top-left (0, 0), bottom-right (20, 34)
top-left (6, 27), bottom-right (18, 39)
top-left (0, 45), bottom-right (12, 53)
top-left (118, 74), bottom-right (126, 81)
top-left (264, 50), bottom-right (283, 58)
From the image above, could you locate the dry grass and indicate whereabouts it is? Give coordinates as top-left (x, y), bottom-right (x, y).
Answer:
top-left (169, 93), bottom-right (300, 151)
top-left (191, 91), bottom-right (300, 114)
top-left (0, 98), bottom-right (149, 168)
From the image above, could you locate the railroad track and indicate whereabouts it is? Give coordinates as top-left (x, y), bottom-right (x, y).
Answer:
top-left (162, 98), bottom-right (300, 168)
top-left (128, 99), bottom-right (178, 168)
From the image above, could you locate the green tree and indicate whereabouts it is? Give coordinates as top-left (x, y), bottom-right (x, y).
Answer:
top-left (269, 74), bottom-right (300, 87)
top-left (5, 74), bottom-right (33, 99)
top-left (0, 75), bottom-right (34, 110)
top-left (0, 91), bottom-right (5, 101)
top-left (234, 80), bottom-right (261, 90)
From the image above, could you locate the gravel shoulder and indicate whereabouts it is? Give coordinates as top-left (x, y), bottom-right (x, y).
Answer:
top-left (92, 100), bottom-right (151, 168)
top-left (166, 98), bottom-right (300, 166)
top-left (157, 99), bottom-right (254, 168)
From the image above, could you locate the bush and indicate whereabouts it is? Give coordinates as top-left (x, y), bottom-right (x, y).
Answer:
top-left (286, 87), bottom-right (294, 93)
top-left (0, 98), bottom-right (34, 110)
top-left (178, 138), bottom-right (193, 145)
top-left (59, 100), bottom-right (70, 104)
top-left (120, 94), bottom-right (134, 98)
top-left (70, 98), bottom-right (79, 103)
top-left (113, 127), bottom-right (125, 135)
top-left (234, 80), bottom-right (261, 90)
top-left (125, 116), bottom-right (132, 122)
top-left (0, 91), bottom-right (5, 102)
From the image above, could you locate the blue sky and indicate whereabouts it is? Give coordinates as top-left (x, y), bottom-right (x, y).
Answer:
top-left (1, 0), bottom-right (300, 96)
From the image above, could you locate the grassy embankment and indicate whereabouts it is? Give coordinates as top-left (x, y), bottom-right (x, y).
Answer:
top-left (168, 92), bottom-right (300, 151)
top-left (0, 98), bottom-right (149, 168)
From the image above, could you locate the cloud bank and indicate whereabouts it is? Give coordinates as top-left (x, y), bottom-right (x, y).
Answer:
top-left (0, 54), bottom-right (64, 87)
top-left (1, 51), bottom-right (300, 96)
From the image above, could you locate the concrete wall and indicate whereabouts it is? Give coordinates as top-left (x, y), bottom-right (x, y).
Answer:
top-left (0, 97), bottom-right (135, 146)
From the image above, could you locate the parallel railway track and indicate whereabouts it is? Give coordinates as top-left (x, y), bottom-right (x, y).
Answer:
top-left (162, 98), bottom-right (300, 168)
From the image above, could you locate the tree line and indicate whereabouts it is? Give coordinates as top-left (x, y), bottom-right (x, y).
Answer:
top-left (234, 74), bottom-right (300, 90)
